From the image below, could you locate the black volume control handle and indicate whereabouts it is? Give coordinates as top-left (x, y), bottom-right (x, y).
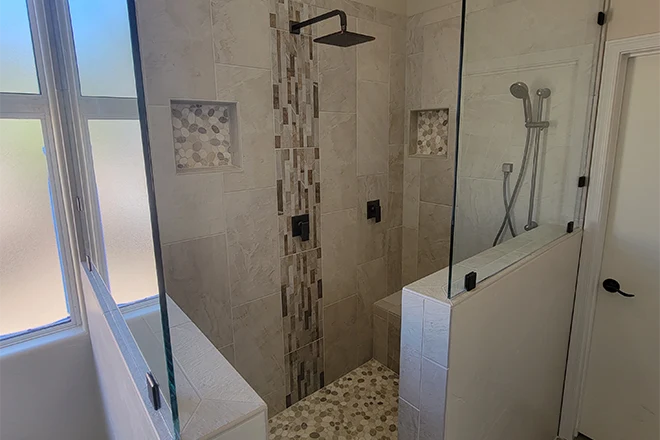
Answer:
top-left (602, 278), bottom-right (635, 298)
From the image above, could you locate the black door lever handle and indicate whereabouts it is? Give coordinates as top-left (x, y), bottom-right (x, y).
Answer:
top-left (602, 278), bottom-right (635, 298)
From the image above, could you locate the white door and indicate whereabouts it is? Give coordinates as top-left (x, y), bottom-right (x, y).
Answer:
top-left (579, 53), bottom-right (660, 440)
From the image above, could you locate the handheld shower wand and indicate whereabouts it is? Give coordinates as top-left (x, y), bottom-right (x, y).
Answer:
top-left (509, 82), bottom-right (533, 123)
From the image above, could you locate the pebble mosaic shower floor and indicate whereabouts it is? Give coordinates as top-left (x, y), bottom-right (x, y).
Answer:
top-left (268, 360), bottom-right (399, 440)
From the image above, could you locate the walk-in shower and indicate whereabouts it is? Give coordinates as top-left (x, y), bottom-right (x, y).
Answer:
top-left (493, 82), bottom-right (551, 246)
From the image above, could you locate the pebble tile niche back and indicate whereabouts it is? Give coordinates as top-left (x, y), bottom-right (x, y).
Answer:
top-left (170, 101), bottom-right (241, 173)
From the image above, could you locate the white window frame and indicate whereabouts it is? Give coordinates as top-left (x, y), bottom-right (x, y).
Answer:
top-left (0, 0), bottom-right (153, 347)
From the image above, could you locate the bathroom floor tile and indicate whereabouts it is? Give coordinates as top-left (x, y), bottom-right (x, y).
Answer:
top-left (269, 359), bottom-right (399, 439)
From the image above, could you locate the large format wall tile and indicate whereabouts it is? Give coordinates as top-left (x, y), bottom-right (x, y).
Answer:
top-left (357, 19), bottom-right (391, 83)
top-left (419, 357), bottom-right (448, 440)
top-left (215, 64), bottom-right (276, 192)
top-left (399, 397), bottom-right (420, 440)
top-left (324, 295), bottom-right (358, 383)
top-left (232, 293), bottom-right (285, 398)
top-left (389, 53), bottom-right (406, 145)
top-left (281, 248), bottom-right (323, 353)
top-left (321, 208), bottom-right (358, 305)
top-left (318, 13), bottom-right (357, 113)
top-left (402, 226), bottom-right (419, 285)
top-left (320, 112), bottom-right (357, 214)
top-left (402, 157), bottom-right (420, 229)
top-left (386, 227), bottom-right (403, 295)
top-left (420, 157), bottom-right (454, 206)
top-left (421, 17), bottom-right (460, 109)
top-left (148, 105), bottom-right (227, 244)
top-left (418, 201), bottom-right (452, 278)
top-left (225, 187), bottom-right (280, 306)
top-left (211, 0), bottom-right (271, 69)
top-left (356, 257), bottom-right (388, 363)
top-left (389, 144), bottom-right (404, 228)
top-left (357, 81), bottom-right (389, 176)
top-left (162, 234), bottom-right (233, 350)
top-left (136, 0), bottom-right (216, 106)
top-left (357, 174), bottom-right (389, 264)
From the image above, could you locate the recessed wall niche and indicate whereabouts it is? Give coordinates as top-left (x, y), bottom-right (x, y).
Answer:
top-left (170, 101), bottom-right (240, 173)
top-left (409, 108), bottom-right (450, 157)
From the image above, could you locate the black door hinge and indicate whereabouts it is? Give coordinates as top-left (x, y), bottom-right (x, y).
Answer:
top-left (566, 221), bottom-right (575, 233)
top-left (578, 176), bottom-right (588, 188)
top-left (146, 372), bottom-right (161, 411)
top-left (597, 11), bottom-right (606, 26)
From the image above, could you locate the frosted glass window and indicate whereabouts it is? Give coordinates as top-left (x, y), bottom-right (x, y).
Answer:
top-left (0, 119), bottom-right (68, 336)
top-left (68, 0), bottom-right (136, 98)
top-left (0, 0), bottom-right (40, 94)
top-left (88, 120), bottom-right (157, 304)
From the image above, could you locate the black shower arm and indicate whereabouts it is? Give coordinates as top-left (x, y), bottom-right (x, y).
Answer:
top-left (290, 9), bottom-right (347, 34)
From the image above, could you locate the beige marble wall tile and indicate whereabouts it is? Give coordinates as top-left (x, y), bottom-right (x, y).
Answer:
top-left (357, 81), bottom-right (389, 176)
top-left (356, 257), bottom-right (387, 363)
top-left (419, 357), bottom-right (448, 440)
top-left (386, 227), bottom-right (403, 295)
top-left (390, 53), bottom-right (406, 145)
top-left (357, 174), bottom-right (388, 264)
top-left (219, 344), bottom-right (235, 366)
top-left (391, 26), bottom-right (406, 55)
top-left (388, 144), bottom-right (404, 228)
top-left (324, 295), bottom-right (358, 383)
top-left (214, 65), bottom-right (276, 192)
top-left (405, 53), bottom-right (423, 110)
top-left (407, 0), bottom-right (457, 16)
top-left (422, 298), bottom-right (451, 368)
top-left (225, 187), bottom-right (280, 306)
top-left (321, 208), bottom-right (358, 305)
top-left (402, 226), bottom-right (419, 285)
top-left (387, 310), bottom-right (401, 371)
top-left (418, 201), bottom-right (452, 278)
top-left (318, 32), bottom-right (356, 112)
top-left (375, 9), bottom-right (407, 29)
top-left (402, 157), bottom-right (420, 229)
top-left (263, 387), bottom-right (286, 418)
top-left (357, 19), bottom-right (391, 83)
top-left (163, 234), bottom-right (233, 350)
top-left (419, 157), bottom-right (454, 206)
top-left (211, 0), bottom-right (271, 69)
top-left (399, 397), bottom-right (420, 440)
top-left (314, 0), bottom-right (375, 20)
top-left (421, 17), bottom-right (460, 109)
top-left (232, 292), bottom-right (285, 398)
top-left (148, 105), bottom-right (227, 244)
top-left (373, 314), bottom-right (388, 365)
top-left (399, 291), bottom-right (423, 407)
top-left (136, 0), bottom-right (216, 106)
top-left (320, 112), bottom-right (357, 213)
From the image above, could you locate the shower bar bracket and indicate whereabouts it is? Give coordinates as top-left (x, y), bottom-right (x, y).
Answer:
top-left (290, 9), bottom-right (347, 34)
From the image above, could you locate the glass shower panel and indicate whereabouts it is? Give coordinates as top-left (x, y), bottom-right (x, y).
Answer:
top-left (87, 119), bottom-right (158, 305)
top-left (449, 0), bottom-right (605, 297)
top-left (68, 0), bottom-right (137, 97)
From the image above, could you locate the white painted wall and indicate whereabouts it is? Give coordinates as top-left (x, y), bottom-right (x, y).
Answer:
top-left (608, 0), bottom-right (660, 40)
top-left (0, 330), bottom-right (109, 440)
top-left (444, 233), bottom-right (582, 439)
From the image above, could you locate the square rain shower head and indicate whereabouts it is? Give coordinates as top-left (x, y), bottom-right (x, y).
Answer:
top-left (314, 30), bottom-right (375, 47)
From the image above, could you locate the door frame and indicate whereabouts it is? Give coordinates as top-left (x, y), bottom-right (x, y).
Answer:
top-left (558, 32), bottom-right (660, 440)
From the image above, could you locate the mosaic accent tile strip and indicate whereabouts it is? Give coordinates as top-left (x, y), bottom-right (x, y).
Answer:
top-left (270, 360), bottom-right (400, 439)
top-left (270, 2), bottom-right (319, 150)
top-left (414, 108), bottom-right (449, 156)
top-left (277, 148), bottom-right (321, 256)
top-left (284, 339), bottom-right (325, 408)
top-left (170, 102), bottom-right (235, 171)
top-left (281, 248), bottom-right (323, 353)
